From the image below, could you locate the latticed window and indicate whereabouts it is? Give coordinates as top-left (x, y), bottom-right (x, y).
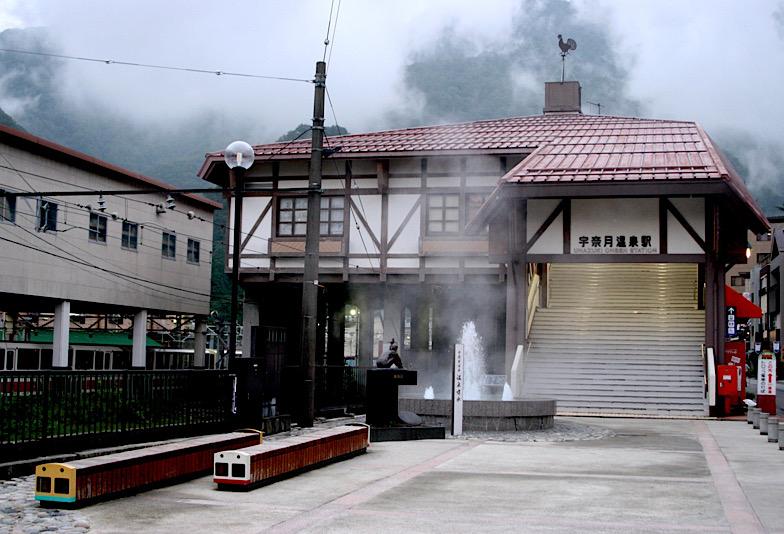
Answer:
top-left (277, 197), bottom-right (308, 236)
top-left (89, 213), bottom-right (107, 243)
top-left (320, 196), bottom-right (344, 236)
top-left (427, 194), bottom-right (460, 234)
top-left (122, 221), bottom-right (138, 250)
top-left (162, 231), bottom-right (176, 259)
top-left (187, 238), bottom-right (200, 264)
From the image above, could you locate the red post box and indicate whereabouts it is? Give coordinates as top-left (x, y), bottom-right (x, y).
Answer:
top-left (717, 364), bottom-right (741, 414)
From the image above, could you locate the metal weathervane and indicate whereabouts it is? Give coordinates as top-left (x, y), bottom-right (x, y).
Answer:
top-left (557, 34), bottom-right (577, 83)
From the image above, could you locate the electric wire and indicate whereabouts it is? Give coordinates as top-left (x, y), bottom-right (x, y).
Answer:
top-left (326, 0), bottom-right (342, 70)
top-left (322, 0), bottom-right (336, 62)
top-left (0, 48), bottom-right (313, 84)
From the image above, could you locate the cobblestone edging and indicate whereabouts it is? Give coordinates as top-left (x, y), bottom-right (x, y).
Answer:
top-left (0, 476), bottom-right (90, 534)
top-left (450, 419), bottom-right (614, 442)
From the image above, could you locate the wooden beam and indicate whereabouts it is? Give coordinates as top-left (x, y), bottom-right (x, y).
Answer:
top-left (239, 198), bottom-right (272, 253)
top-left (348, 198), bottom-right (382, 251)
top-left (505, 181), bottom-right (728, 199)
top-left (663, 198), bottom-right (707, 252)
top-left (527, 253), bottom-right (706, 263)
top-left (659, 197), bottom-right (668, 254)
top-left (562, 200), bottom-right (571, 254)
top-left (526, 199), bottom-right (565, 251)
top-left (387, 197), bottom-right (422, 251)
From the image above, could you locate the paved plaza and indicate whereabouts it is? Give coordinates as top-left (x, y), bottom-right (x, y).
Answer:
top-left (4, 417), bottom-right (784, 533)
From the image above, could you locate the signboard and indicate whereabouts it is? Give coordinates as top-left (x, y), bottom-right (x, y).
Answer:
top-left (571, 199), bottom-right (659, 254)
top-left (755, 342), bottom-right (762, 352)
top-left (775, 341), bottom-right (781, 354)
top-left (726, 306), bottom-right (736, 337)
top-left (758, 356), bottom-right (776, 396)
top-left (452, 344), bottom-right (464, 436)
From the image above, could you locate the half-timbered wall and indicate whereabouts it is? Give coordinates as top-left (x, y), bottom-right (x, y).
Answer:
top-left (227, 155), bottom-right (522, 282)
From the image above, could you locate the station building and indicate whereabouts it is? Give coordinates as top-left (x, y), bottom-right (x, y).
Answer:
top-left (0, 124), bottom-right (219, 370)
top-left (200, 81), bottom-right (767, 416)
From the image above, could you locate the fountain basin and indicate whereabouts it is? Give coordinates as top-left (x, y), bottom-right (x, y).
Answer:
top-left (398, 398), bottom-right (556, 431)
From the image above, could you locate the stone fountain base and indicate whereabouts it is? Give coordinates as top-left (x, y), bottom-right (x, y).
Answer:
top-left (398, 398), bottom-right (556, 432)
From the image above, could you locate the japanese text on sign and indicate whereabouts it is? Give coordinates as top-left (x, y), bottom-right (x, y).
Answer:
top-left (758, 357), bottom-right (776, 396)
top-left (452, 344), bottom-right (464, 436)
top-left (573, 234), bottom-right (658, 254)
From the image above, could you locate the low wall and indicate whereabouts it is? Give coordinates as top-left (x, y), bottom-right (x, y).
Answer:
top-left (398, 398), bottom-right (556, 431)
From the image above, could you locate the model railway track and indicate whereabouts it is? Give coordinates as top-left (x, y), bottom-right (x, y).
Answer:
top-left (214, 424), bottom-right (369, 490)
top-left (34, 431), bottom-right (262, 507)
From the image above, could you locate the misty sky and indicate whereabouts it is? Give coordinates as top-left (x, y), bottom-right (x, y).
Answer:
top-left (0, 1), bottom-right (782, 166)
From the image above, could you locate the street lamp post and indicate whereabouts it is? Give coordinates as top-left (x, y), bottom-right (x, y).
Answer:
top-left (224, 141), bottom-right (255, 367)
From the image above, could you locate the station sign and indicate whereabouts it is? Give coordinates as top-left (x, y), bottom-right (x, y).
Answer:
top-left (758, 356), bottom-right (776, 396)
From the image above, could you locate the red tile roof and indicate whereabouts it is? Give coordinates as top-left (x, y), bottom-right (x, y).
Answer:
top-left (200, 113), bottom-right (767, 229)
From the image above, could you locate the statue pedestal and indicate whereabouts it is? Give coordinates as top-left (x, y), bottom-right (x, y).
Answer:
top-left (365, 368), bottom-right (445, 442)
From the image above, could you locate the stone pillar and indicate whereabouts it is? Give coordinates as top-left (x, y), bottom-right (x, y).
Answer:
top-left (242, 298), bottom-right (260, 359)
top-left (193, 317), bottom-right (207, 368)
top-left (52, 301), bottom-right (70, 368)
top-left (132, 309), bottom-right (148, 368)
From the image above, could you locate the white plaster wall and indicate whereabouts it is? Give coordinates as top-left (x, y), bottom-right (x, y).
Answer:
top-left (387, 258), bottom-right (419, 268)
top-left (527, 199), bottom-right (563, 254)
top-left (322, 179), bottom-right (344, 189)
top-left (278, 180), bottom-right (308, 190)
top-left (465, 175), bottom-right (499, 187)
top-left (387, 194), bottom-right (420, 254)
top-left (237, 197), bottom-right (271, 260)
top-left (390, 178), bottom-right (421, 188)
top-left (427, 177), bottom-right (460, 187)
top-left (668, 197), bottom-right (705, 253)
top-left (349, 195), bottom-right (381, 254)
top-left (425, 257), bottom-right (460, 268)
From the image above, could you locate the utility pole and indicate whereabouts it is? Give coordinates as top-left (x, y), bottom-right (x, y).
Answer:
top-left (300, 60), bottom-right (326, 427)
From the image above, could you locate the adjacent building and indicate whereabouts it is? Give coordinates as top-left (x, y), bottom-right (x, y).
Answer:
top-left (0, 124), bottom-right (219, 370)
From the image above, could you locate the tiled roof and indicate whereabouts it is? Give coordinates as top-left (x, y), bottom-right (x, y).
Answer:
top-left (200, 113), bottom-right (767, 229)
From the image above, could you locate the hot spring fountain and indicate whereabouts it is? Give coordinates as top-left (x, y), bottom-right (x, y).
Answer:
top-left (399, 320), bottom-right (555, 431)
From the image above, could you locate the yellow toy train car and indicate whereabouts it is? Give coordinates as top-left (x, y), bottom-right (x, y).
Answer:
top-left (35, 431), bottom-right (262, 507)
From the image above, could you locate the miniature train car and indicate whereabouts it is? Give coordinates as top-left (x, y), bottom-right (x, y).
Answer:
top-left (35, 431), bottom-right (262, 507)
top-left (213, 424), bottom-right (369, 489)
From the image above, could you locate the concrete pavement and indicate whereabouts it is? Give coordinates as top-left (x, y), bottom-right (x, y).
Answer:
top-left (79, 418), bottom-right (784, 533)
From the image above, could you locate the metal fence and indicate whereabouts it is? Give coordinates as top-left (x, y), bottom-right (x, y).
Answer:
top-left (0, 370), bottom-right (235, 460)
top-left (279, 365), bottom-right (370, 416)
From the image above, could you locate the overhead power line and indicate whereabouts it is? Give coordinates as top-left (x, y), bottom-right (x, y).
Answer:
top-left (0, 48), bottom-right (313, 84)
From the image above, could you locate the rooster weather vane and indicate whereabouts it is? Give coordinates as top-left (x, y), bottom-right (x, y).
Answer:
top-left (557, 34), bottom-right (577, 83)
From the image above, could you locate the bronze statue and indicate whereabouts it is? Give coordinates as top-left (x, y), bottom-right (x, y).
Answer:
top-left (375, 338), bottom-right (404, 368)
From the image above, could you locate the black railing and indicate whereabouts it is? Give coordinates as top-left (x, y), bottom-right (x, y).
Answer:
top-left (0, 370), bottom-right (235, 461)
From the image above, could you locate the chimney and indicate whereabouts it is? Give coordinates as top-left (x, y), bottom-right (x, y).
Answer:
top-left (543, 81), bottom-right (582, 114)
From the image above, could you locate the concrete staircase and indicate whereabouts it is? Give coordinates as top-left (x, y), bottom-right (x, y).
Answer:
top-left (522, 263), bottom-right (706, 416)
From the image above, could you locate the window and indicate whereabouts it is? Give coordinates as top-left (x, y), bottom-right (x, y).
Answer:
top-left (757, 232), bottom-right (772, 242)
top-left (731, 276), bottom-right (747, 287)
top-left (0, 190), bottom-right (15, 222)
top-left (277, 197), bottom-right (308, 236)
top-left (89, 212), bottom-right (107, 243)
top-left (122, 221), bottom-right (138, 250)
top-left (319, 196), bottom-right (344, 236)
top-left (427, 194), bottom-right (460, 234)
top-left (757, 253), bottom-right (770, 265)
top-left (187, 238), bottom-right (200, 264)
top-left (162, 231), bottom-right (176, 259)
top-left (38, 199), bottom-right (58, 232)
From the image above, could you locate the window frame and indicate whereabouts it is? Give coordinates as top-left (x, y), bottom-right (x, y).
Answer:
top-left (319, 195), bottom-right (345, 237)
top-left (88, 212), bottom-right (108, 244)
top-left (161, 231), bottom-right (177, 259)
top-left (187, 238), bottom-right (200, 264)
top-left (426, 193), bottom-right (461, 236)
top-left (121, 221), bottom-right (138, 251)
top-left (0, 190), bottom-right (16, 223)
top-left (276, 196), bottom-right (308, 237)
top-left (37, 198), bottom-right (58, 232)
